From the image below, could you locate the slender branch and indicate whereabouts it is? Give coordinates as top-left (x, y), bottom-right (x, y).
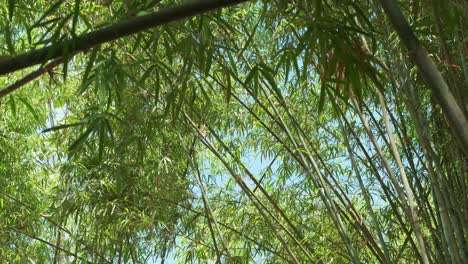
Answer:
top-left (0, 191), bottom-right (111, 263)
top-left (0, 0), bottom-right (249, 76)
top-left (252, 154), bottom-right (278, 193)
top-left (206, 124), bottom-right (318, 262)
top-left (160, 196), bottom-right (294, 263)
top-left (184, 113), bottom-right (302, 264)
top-left (0, 57), bottom-right (64, 99)
top-left (9, 227), bottom-right (93, 264)
top-left (192, 154), bottom-right (231, 260)
top-left (379, 91), bottom-right (430, 264)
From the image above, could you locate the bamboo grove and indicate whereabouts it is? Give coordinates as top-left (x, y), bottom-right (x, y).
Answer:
top-left (0, 0), bottom-right (467, 263)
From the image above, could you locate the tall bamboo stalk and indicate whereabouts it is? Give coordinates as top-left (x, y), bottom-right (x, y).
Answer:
top-left (378, 91), bottom-right (430, 263)
top-left (378, 0), bottom-right (468, 154)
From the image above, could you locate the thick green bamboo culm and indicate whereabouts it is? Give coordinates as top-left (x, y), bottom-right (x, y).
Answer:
top-left (378, 0), bottom-right (468, 154)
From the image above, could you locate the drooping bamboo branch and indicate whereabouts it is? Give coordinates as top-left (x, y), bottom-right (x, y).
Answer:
top-left (0, 0), bottom-right (249, 76)
top-left (0, 57), bottom-right (64, 98)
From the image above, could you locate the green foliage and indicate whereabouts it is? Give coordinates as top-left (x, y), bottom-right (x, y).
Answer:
top-left (0, 0), bottom-right (467, 263)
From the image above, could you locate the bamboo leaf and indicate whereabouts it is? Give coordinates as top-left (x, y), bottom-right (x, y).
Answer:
top-left (81, 48), bottom-right (98, 87)
top-left (68, 123), bottom-right (95, 153)
top-left (317, 84), bottom-right (327, 114)
top-left (245, 66), bottom-right (258, 97)
top-left (42, 123), bottom-right (83, 133)
top-left (8, 0), bottom-right (15, 20)
top-left (72, 0), bottom-right (81, 37)
top-left (9, 95), bottom-right (16, 118)
top-left (17, 97), bottom-right (41, 124)
top-left (31, 0), bottom-right (66, 29)
top-left (225, 67), bottom-right (232, 106)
